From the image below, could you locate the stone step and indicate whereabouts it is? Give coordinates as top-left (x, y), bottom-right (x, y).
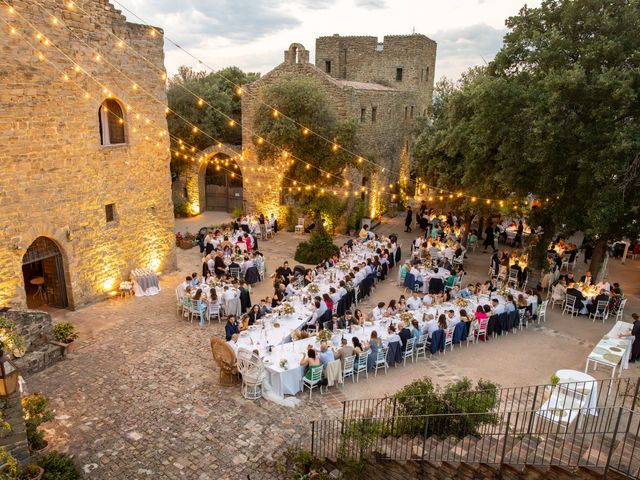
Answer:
top-left (448, 434), bottom-right (480, 462)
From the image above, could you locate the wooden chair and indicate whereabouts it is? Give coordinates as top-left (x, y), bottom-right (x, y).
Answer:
top-left (210, 337), bottom-right (240, 386)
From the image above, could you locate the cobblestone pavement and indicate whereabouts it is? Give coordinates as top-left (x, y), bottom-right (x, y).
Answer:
top-left (27, 213), bottom-right (639, 478)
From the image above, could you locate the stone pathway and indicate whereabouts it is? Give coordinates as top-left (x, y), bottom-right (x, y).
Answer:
top-left (25, 213), bottom-right (639, 478)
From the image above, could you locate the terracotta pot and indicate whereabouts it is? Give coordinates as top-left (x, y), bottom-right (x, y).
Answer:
top-left (66, 341), bottom-right (76, 354)
top-left (179, 239), bottom-right (193, 249)
top-left (22, 465), bottom-right (44, 480)
top-left (29, 439), bottom-right (48, 454)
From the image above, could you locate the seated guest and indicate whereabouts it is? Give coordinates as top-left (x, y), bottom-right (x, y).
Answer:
top-left (305, 300), bottom-right (322, 330)
top-left (410, 319), bottom-right (422, 340)
top-left (580, 271), bottom-right (594, 286)
top-left (371, 302), bottom-right (385, 321)
top-left (247, 304), bottom-right (262, 326)
top-left (343, 311), bottom-right (355, 326)
top-left (352, 337), bottom-right (364, 357)
top-left (333, 338), bottom-right (354, 368)
top-left (271, 283), bottom-right (286, 307)
top-left (260, 298), bottom-right (271, 315)
top-left (552, 279), bottom-right (567, 303)
top-left (397, 295), bottom-right (408, 311)
top-left (595, 277), bottom-right (611, 292)
top-left (398, 321), bottom-right (412, 351)
top-left (491, 299), bottom-right (505, 316)
top-left (406, 291), bottom-right (422, 310)
top-left (227, 333), bottom-right (239, 353)
top-left (589, 290), bottom-right (610, 315)
top-left (225, 315), bottom-right (240, 341)
top-left (446, 309), bottom-right (460, 328)
top-left (437, 314), bottom-right (448, 331)
top-left (299, 348), bottom-right (321, 379)
top-left (318, 342), bottom-right (335, 365)
top-left (353, 309), bottom-right (365, 326)
top-left (423, 313), bottom-right (439, 338)
top-left (386, 324), bottom-right (401, 344)
top-left (422, 293), bottom-right (434, 306)
top-left (323, 293), bottom-right (334, 313)
top-left (327, 314), bottom-right (345, 331)
top-left (566, 282), bottom-right (585, 311)
top-left (386, 299), bottom-right (398, 317)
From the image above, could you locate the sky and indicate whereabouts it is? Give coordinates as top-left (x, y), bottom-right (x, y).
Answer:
top-left (114, 0), bottom-right (542, 81)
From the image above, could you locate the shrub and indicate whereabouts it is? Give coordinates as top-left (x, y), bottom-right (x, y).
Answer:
top-left (52, 322), bottom-right (78, 344)
top-left (22, 394), bottom-right (54, 451)
top-left (37, 452), bottom-right (80, 480)
top-left (294, 223), bottom-right (339, 265)
top-left (0, 315), bottom-right (26, 358)
top-left (276, 446), bottom-right (330, 480)
top-left (283, 206), bottom-right (297, 232)
top-left (173, 202), bottom-right (189, 216)
top-left (393, 377), bottom-right (500, 439)
top-left (231, 207), bottom-right (244, 219)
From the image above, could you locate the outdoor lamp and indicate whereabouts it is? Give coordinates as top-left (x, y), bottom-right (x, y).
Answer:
top-left (0, 348), bottom-right (19, 397)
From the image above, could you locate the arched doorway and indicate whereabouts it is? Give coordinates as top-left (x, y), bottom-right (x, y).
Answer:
top-left (204, 154), bottom-right (243, 212)
top-left (22, 237), bottom-right (69, 309)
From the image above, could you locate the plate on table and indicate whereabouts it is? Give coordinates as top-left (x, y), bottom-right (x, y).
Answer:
top-left (603, 353), bottom-right (622, 364)
top-left (263, 358), bottom-right (272, 365)
top-left (609, 347), bottom-right (622, 353)
top-left (592, 347), bottom-right (608, 355)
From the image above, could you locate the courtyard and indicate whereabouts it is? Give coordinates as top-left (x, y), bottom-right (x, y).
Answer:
top-left (25, 212), bottom-right (640, 479)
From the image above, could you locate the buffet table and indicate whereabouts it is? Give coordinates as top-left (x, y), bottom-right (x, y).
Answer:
top-left (585, 321), bottom-right (633, 379)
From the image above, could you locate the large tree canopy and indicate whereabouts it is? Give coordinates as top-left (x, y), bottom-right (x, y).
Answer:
top-left (252, 76), bottom-right (357, 211)
top-left (414, 0), bottom-right (640, 276)
top-left (167, 66), bottom-right (259, 176)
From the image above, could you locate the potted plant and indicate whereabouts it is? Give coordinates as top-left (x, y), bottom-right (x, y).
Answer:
top-left (52, 322), bottom-right (78, 353)
top-left (36, 452), bottom-right (80, 480)
top-left (22, 393), bottom-right (55, 452)
top-left (21, 464), bottom-right (44, 480)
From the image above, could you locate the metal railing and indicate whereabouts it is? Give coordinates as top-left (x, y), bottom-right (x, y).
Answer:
top-left (312, 406), bottom-right (640, 477)
top-left (313, 378), bottom-right (640, 478)
top-left (341, 377), bottom-right (640, 421)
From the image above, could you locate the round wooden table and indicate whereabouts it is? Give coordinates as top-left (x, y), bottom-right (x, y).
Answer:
top-left (30, 276), bottom-right (46, 301)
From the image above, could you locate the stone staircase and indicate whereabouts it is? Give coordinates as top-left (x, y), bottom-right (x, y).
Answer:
top-left (323, 431), bottom-right (640, 479)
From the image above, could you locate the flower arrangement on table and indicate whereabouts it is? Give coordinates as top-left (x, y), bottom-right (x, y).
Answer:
top-left (307, 283), bottom-right (319, 294)
top-left (337, 261), bottom-right (350, 271)
top-left (399, 312), bottom-right (414, 324)
top-left (317, 329), bottom-right (332, 343)
top-left (366, 241), bottom-right (375, 249)
top-left (282, 303), bottom-right (295, 316)
top-left (291, 329), bottom-right (310, 341)
top-left (454, 297), bottom-right (469, 308)
top-left (279, 358), bottom-right (288, 370)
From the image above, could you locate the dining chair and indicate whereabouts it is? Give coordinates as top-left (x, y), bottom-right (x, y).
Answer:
top-left (301, 365), bottom-right (324, 399)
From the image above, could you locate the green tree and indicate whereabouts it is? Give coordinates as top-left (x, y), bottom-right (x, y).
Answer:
top-left (252, 76), bottom-right (358, 209)
top-left (487, 0), bottom-right (640, 276)
top-left (167, 66), bottom-right (259, 177)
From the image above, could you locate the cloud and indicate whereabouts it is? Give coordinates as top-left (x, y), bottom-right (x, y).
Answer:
top-left (119, 0), bottom-right (300, 47)
top-left (354, 0), bottom-right (387, 7)
top-left (431, 23), bottom-right (507, 79)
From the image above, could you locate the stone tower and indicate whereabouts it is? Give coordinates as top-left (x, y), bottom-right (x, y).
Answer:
top-left (0, 0), bottom-right (176, 309)
top-left (241, 35), bottom-right (437, 221)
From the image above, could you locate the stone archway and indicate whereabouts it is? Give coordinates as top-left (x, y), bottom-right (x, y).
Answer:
top-left (21, 236), bottom-right (70, 309)
top-left (183, 143), bottom-right (242, 214)
top-left (198, 154), bottom-right (243, 212)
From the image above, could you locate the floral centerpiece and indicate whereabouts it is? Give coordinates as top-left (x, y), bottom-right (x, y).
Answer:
top-left (291, 330), bottom-right (310, 341)
top-left (282, 303), bottom-right (296, 315)
top-left (317, 329), bottom-right (332, 343)
top-left (279, 359), bottom-right (288, 370)
top-left (366, 240), bottom-right (375, 249)
top-left (454, 297), bottom-right (469, 308)
top-left (307, 283), bottom-right (319, 294)
top-left (337, 261), bottom-right (350, 271)
top-left (399, 312), bottom-right (414, 324)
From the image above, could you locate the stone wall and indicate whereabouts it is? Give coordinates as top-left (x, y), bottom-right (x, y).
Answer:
top-left (2, 308), bottom-right (64, 376)
top-left (240, 39), bottom-right (432, 219)
top-left (0, 393), bottom-right (29, 465)
top-left (316, 34), bottom-right (437, 119)
top-left (0, 0), bottom-right (177, 309)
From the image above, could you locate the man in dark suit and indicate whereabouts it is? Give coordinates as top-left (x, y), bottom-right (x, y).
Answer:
top-left (566, 283), bottom-right (585, 312)
top-left (580, 271), bottom-right (593, 286)
top-left (214, 252), bottom-right (227, 278)
top-left (224, 315), bottom-right (240, 341)
top-left (588, 290), bottom-right (610, 315)
top-left (398, 321), bottom-right (412, 351)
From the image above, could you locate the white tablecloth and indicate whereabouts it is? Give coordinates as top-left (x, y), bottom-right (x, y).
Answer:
top-left (556, 369), bottom-right (598, 415)
top-left (586, 321), bottom-right (633, 371)
top-left (131, 269), bottom-right (160, 296)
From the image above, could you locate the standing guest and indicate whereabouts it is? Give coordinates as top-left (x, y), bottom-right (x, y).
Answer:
top-left (483, 222), bottom-right (496, 253)
top-left (621, 313), bottom-right (640, 363)
top-left (405, 206), bottom-right (413, 233)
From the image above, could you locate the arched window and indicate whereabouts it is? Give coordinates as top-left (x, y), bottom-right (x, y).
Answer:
top-left (98, 99), bottom-right (126, 146)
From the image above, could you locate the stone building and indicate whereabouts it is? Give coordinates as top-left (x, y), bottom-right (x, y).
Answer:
top-left (0, 0), bottom-right (176, 310)
top-left (240, 34), bottom-right (437, 219)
